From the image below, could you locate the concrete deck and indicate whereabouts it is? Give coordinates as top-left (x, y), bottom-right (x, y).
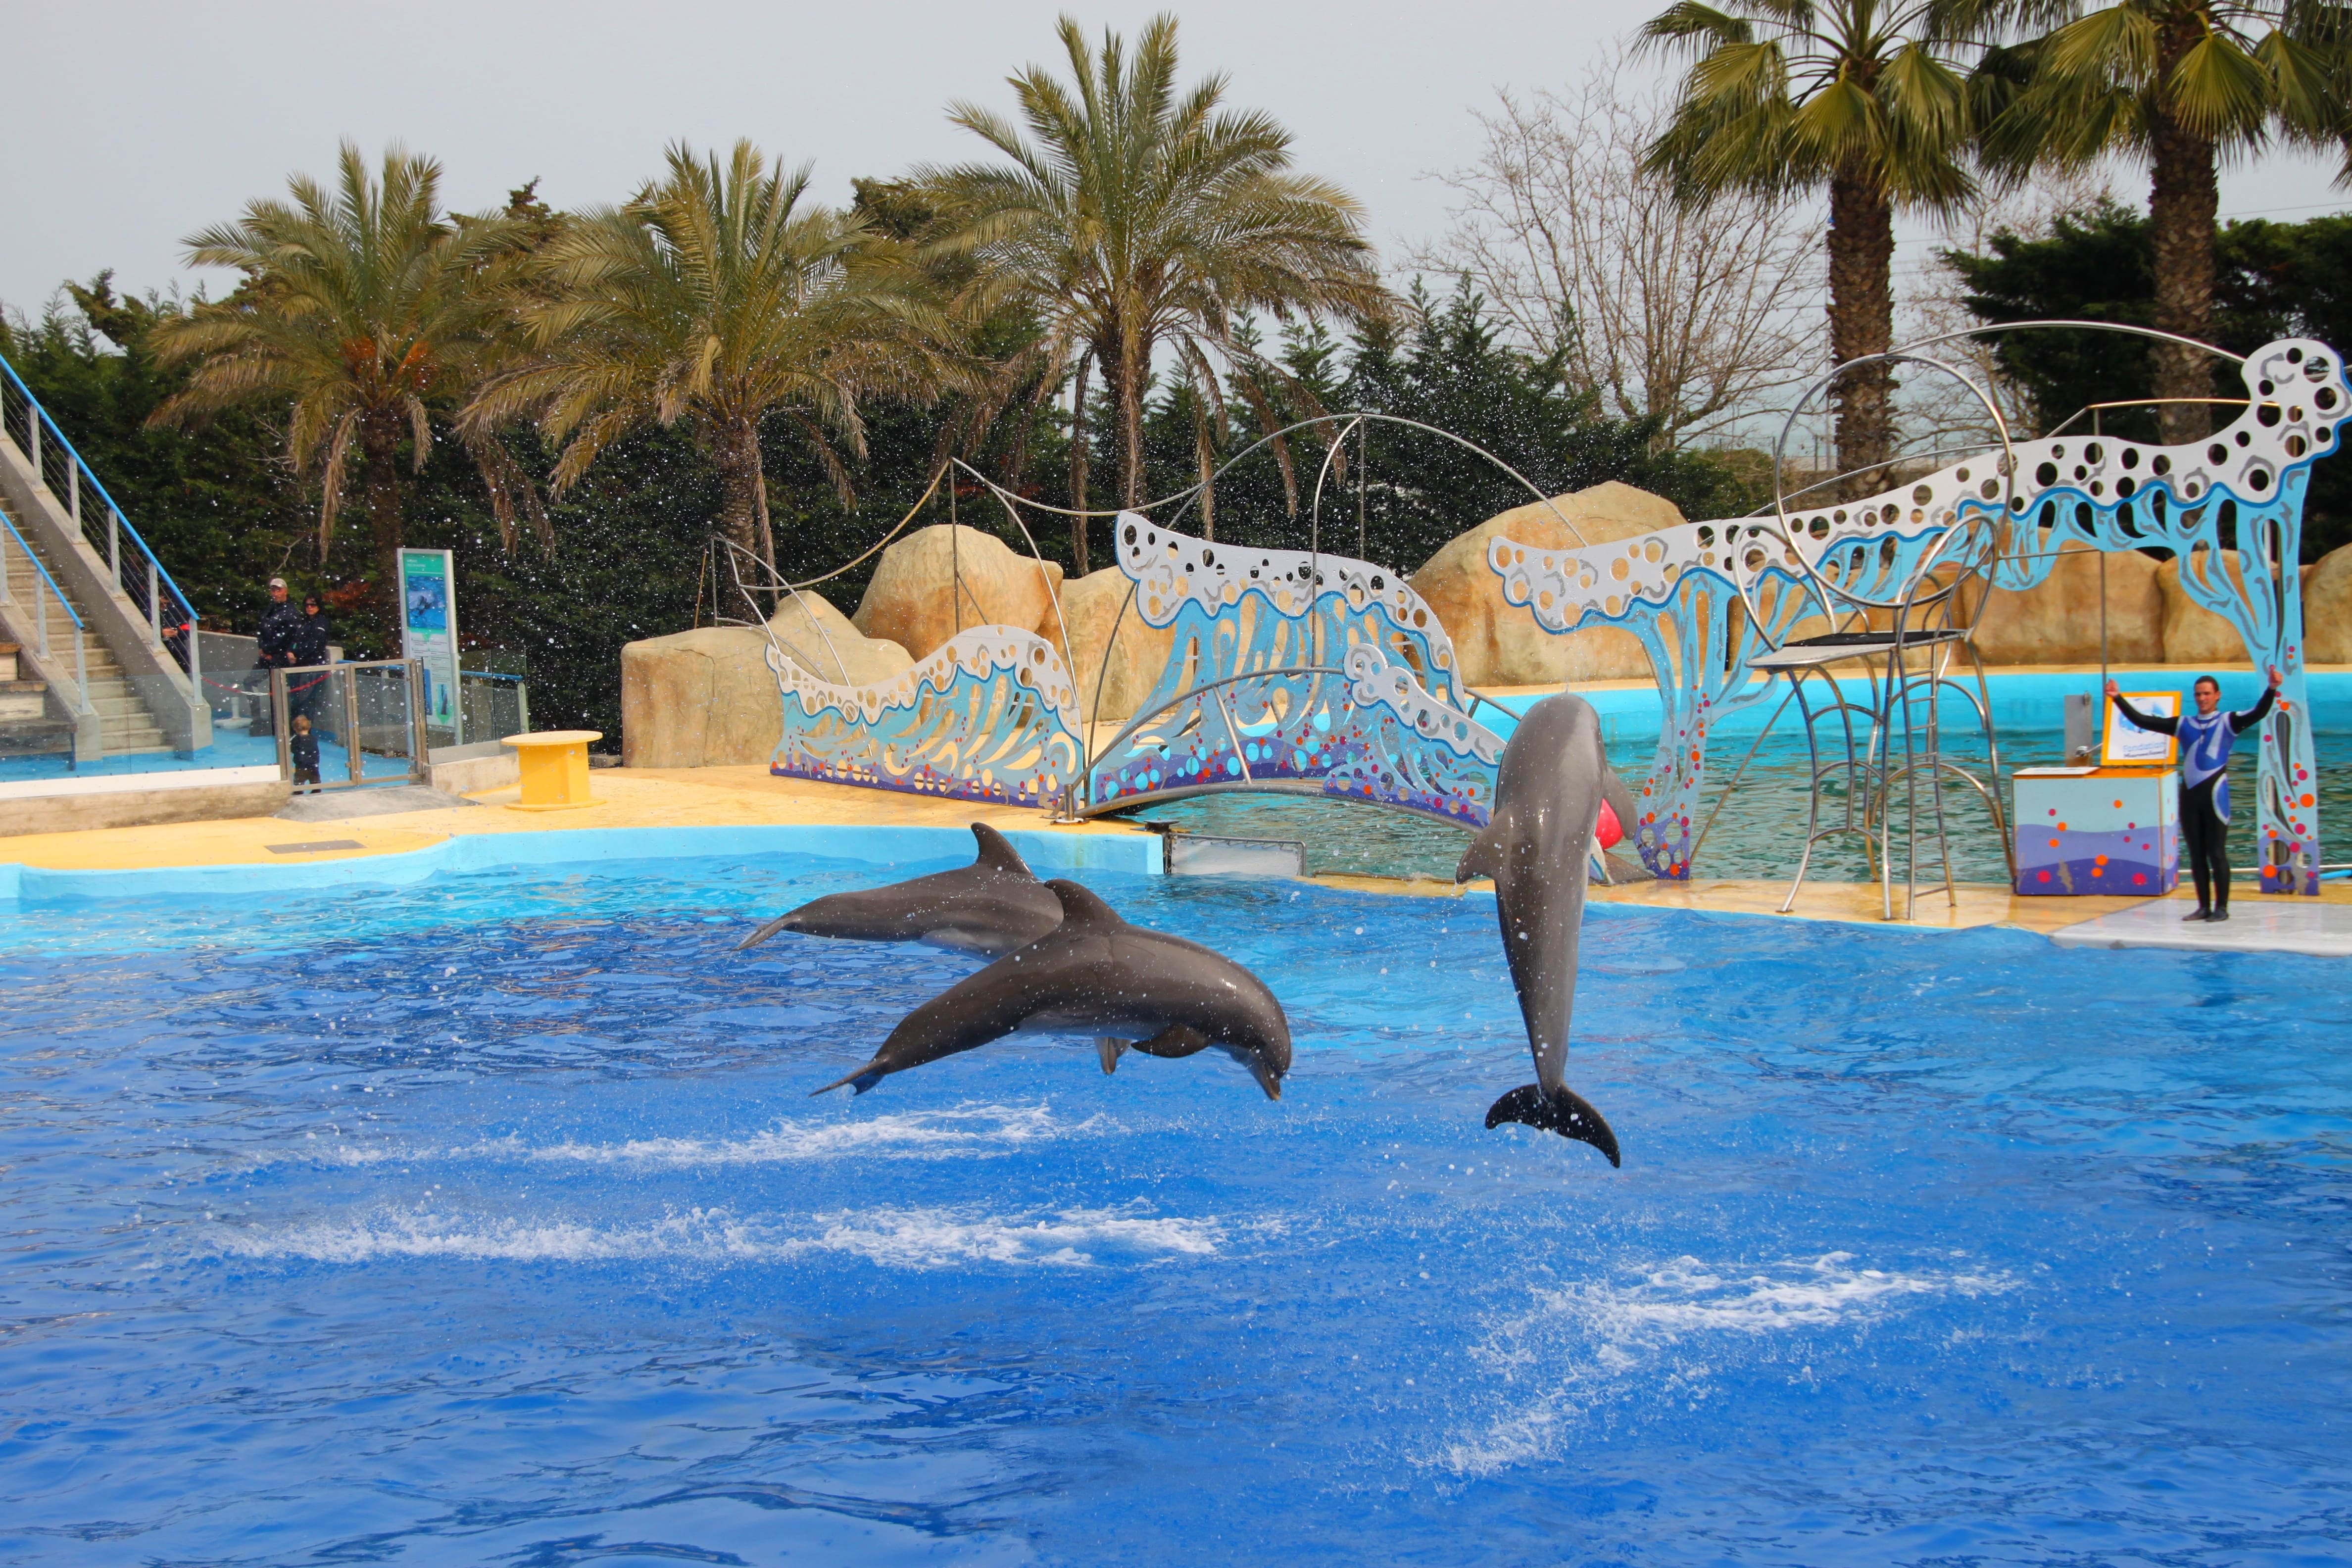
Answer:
top-left (0, 766), bottom-right (1150, 873)
top-left (3, 762), bottom-right (2342, 956)
top-left (2049, 891), bottom-right (2352, 957)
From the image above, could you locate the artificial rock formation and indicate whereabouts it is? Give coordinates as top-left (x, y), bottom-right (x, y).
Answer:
top-left (1052, 567), bottom-right (1179, 724)
top-left (1960, 540), bottom-right (2165, 666)
top-left (2302, 542), bottom-right (2352, 664)
top-left (1411, 481), bottom-right (1683, 686)
top-left (2156, 549), bottom-right (2257, 667)
top-left (851, 524), bottom-right (1067, 662)
top-left (620, 592), bottom-right (911, 768)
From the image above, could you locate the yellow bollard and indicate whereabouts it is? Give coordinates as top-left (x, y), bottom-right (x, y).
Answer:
top-left (502, 730), bottom-right (602, 811)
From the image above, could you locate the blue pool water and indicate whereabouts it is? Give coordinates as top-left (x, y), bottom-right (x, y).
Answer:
top-left (2, 852), bottom-right (2347, 1564)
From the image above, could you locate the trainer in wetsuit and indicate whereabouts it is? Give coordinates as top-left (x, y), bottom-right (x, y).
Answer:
top-left (2106, 669), bottom-right (2282, 924)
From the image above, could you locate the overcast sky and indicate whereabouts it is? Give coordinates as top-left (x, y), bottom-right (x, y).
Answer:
top-left (5, 0), bottom-right (2345, 324)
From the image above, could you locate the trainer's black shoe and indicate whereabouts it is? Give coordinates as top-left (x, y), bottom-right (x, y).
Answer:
top-left (2210, 908), bottom-right (2230, 923)
top-left (2182, 907), bottom-right (2211, 922)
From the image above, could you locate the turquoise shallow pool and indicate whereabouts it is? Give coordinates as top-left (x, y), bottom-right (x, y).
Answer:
top-left (2, 850), bottom-right (2348, 1564)
top-left (1145, 729), bottom-right (2352, 885)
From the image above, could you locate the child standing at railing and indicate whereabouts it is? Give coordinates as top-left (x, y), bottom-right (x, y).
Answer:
top-left (289, 713), bottom-right (321, 789)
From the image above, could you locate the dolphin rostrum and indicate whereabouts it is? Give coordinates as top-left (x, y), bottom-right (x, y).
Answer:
top-left (1454, 693), bottom-right (1622, 1166)
top-left (738, 822), bottom-right (1063, 959)
top-left (813, 879), bottom-right (1291, 1100)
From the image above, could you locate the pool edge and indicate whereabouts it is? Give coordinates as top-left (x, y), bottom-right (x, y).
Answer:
top-left (0, 823), bottom-right (1166, 903)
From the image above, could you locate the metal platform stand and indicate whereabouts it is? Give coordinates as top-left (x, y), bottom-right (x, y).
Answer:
top-left (1749, 626), bottom-right (2016, 920)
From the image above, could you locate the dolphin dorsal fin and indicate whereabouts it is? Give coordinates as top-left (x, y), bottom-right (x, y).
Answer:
top-left (1046, 879), bottom-right (1125, 929)
top-left (1455, 818), bottom-right (1507, 884)
top-left (969, 822), bottom-right (1033, 877)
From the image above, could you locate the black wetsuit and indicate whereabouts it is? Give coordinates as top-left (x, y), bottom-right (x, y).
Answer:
top-left (2111, 686), bottom-right (2275, 914)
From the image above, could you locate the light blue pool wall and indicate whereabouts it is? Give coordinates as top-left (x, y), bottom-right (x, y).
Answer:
top-left (0, 824), bottom-right (1163, 905)
top-left (1478, 669), bottom-right (2352, 745)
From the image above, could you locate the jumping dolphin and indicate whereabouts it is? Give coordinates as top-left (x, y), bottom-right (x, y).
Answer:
top-left (739, 823), bottom-right (1063, 959)
top-left (813, 879), bottom-right (1291, 1100)
top-left (1455, 693), bottom-right (1622, 1166)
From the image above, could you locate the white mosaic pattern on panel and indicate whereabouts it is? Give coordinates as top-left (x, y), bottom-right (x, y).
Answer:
top-left (1343, 645), bottom-right (1504, 766)
top-left (1117, 515), bottom-right (1467, 706)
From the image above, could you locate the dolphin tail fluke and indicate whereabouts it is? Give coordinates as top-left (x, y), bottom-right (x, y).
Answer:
top-left (1484, 1084), bottom-right (1620, 1167)
top-left (1096, 1037), bottom-right (1130, 1074)
top-left (811, 1062), bottom-right (887, 1097)
top-left (737, 912), bottom-right (800, 951)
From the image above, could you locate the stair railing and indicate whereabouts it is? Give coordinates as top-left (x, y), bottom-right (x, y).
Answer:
top-left (0, 499), bottom-right (94, 717)
top-left (0, 352), bottom-right (201, 711)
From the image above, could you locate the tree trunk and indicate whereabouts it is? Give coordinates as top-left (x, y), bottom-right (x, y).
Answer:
top-left (1825, 169), bottom-right (1896, 496)
top-left (1069, 355), bottom-right (1091, 575)
top-left (2148, 16), bottom-right (2220, 445)
top-left (1195, 410), bottom-right (1217, 542)
top-left (360, 414), bottom-right (404, 655)
top-left (711, 417), bottom-right (769, 622)
top-left (1105, 329), bottom-right (1150, 509)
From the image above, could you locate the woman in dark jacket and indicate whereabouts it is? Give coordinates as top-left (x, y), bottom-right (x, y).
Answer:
top-left (287, 596), bottom-right (334, 726)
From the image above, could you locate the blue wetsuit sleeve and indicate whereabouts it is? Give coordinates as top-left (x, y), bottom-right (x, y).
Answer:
top-left (2111, 695), bottom-right (2179, 736)
top-left (2228, 686), bottom-right (2276, 734)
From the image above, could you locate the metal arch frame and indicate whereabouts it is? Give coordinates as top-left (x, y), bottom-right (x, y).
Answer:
top-left (1755, 346), bottom-right (2023, 631)
top-left (948, 411), bottom-right (1578, 809)
top-left (1893, 318), bottom-right (2247, 369)
top-left (1740, 349), bottom-right (2024, 918)
top-left (721, 536), bottom-right (854, 686)
top-left (1085, 664), bottom-right (1351, 813)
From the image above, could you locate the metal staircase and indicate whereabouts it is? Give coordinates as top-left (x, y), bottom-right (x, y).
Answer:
top-left (0, 353), bottom-right (205, 764)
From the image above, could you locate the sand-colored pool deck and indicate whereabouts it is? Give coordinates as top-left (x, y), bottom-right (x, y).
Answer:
top-left (7, 762), bottom-right (2345, 948)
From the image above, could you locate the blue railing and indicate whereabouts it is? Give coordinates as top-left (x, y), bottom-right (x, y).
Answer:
top-left (0, 497), bottom-right (92, 714)
top-left (0, 349), bottom-right (199, 688)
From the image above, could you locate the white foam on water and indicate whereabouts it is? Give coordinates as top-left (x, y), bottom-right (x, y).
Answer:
top-left (802, 1205), bottom-right (1225, 1269)
top-left (214, 1199), bottom-right (1223, 1270)
top-left (242, 1102), bottom-right (1101, 1173)
top-left (1424, 1251), bottom-right (2019, 1478)
top-left (525, 1104), bottom-right (1099, 1168)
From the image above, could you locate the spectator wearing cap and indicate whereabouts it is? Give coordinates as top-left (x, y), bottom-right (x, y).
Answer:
top-left (254, 577), bottom-right (302, 735)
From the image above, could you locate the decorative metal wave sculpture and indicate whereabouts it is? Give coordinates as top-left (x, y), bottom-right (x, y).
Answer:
top-left (1490, 336), bottom-right (2343, 893)
top-left (1488, 540), bottom-right (1821, 878)
top-left (1083, 514), bottom-right (1505, 825)
top-left (767, 624), bottom-right (1085, 809)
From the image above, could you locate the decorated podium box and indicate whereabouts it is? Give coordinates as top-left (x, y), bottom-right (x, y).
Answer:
top-left (2013, 766), bottom-right (2180, 896)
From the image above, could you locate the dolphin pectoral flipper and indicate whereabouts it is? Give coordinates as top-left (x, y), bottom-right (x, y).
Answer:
top-left (1485, 1084), bottom-right (1620, 1166)
top-left (1244, 1053), bottom-right (1283, 1101)
top-left (1096, 1037), bottom-right (1130, 1074)
top-left (1128, 1026), bottom-right (1213, 1059)
top-left (1455, 820), bottom-right (1508, 884)
top-left (1600, 766), bottom-right (1641, 842)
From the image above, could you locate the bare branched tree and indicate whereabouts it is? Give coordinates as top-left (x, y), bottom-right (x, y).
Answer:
top-left (1413, 57), bottom-right (1821, 449)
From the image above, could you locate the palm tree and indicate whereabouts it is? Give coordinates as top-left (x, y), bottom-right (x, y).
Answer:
top-left (914, 13), bottom-right (1388, 542)
top-left (147, 143), bottom-right (536, 637)
top-left (1641, 0), bottom-right (1983, 484)
top-left (1977, 0), bottom-right (2352, 441)
top-left (468, 141), bottom-right (942, 610)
